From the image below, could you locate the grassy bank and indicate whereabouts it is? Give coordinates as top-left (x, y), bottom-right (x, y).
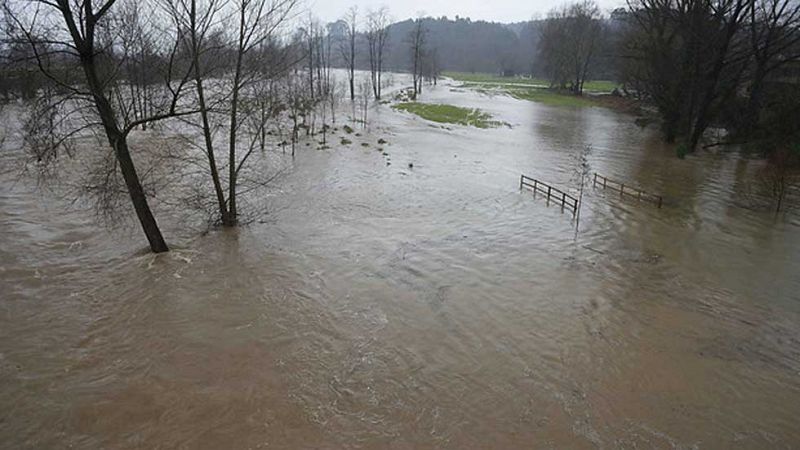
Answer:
top-left (443, 71), bottom-right (618, 93)
top-left (443, 71), bottom-right (619, 108)
top-left (392, 102), bottom-right (505, 128)
top-left (505, 88), bottom-right (599, 107)
top-left (453, 83), bottom-right (600, 107)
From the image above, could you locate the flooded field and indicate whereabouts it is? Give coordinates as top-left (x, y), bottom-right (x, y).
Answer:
top-left (2, 81), bottom-right (800, 449)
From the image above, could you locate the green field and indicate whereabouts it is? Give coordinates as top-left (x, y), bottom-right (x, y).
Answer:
top-left (505, 87), bottom-right (600, 107)
top-left (443, 71), bottom-right (618, 93)
top-left (443, 71), bottom-right (617, 107)
top-left (392, 103), bottom-right (505, 128)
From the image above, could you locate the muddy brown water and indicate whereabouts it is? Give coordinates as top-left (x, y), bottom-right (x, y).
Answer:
top-left (2, 84), bottom-right (800, 449)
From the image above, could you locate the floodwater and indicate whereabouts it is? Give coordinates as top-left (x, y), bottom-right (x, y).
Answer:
top-left (2, 81), bottom-right (800, 449)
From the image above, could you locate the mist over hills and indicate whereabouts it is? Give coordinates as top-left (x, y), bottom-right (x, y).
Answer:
top-left (325, 14), bottom-right (619, 78)
top-left (326, 16), bottom-right (541, 76)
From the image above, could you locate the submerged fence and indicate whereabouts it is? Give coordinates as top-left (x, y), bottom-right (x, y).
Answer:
top-left (519, 174), bottom-right (579, 215)
top-left (593, 173), bottom-right (663, 208)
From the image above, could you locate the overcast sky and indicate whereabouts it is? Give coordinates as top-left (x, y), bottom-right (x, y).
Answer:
top-left (306, 0), bottom-right (626, 23)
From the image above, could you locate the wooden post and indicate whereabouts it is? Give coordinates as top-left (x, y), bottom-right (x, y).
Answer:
top-left (658, 196), bottom-right (663, 209)
top-left (593, 173), bottom-right (597, 186)
top-left (620, 184), bottom-right (624, 197)
top-left (547, 186), bottom-right (551, 205)
top-left (603, 176), bottom-right (606, 189)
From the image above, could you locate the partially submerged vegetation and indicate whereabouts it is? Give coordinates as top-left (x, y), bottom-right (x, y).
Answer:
top-left (444, 72), bottom-right (616, 108)
top-left (454, 82), bottom-right (602, 108)
top-left (510, 88), bottom-right (601, 107)
top-left (392, 103), bottom-right (505, 128)
top-left (444, 72), bottom-right (618, 93)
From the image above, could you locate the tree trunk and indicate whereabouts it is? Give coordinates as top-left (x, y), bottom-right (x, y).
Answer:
top-left (349, 68), bottom-right (355, 101)
top-left (377, 59), bottom-right (382, 99)
top-left (114, 138), bottom-right (169, 252)
top-left (227, 7), bottom-right (248, 227)
top-left (81, 55), bottom-right (169, 253)
top-left (189, 1), bottom-right (229, 225)
top-left (228, 69), bottom-right (242, 226)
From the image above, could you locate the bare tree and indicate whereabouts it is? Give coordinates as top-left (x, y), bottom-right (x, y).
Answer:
top-left (164, 0), bottom-right (298, 225)
top-left (339, 6), bottom-right (357, 101)
top-left (302, 14), bottom-right (322, 100)
top-left (358, 75), bottom-right (370, 128)
top-left (539, 1), bottom-right (603, 94)
top-left (408, 17), bottom-right (427, 99)
top-left (327, 73), bottom-right (339, 124)
top-left (2, 0), bottom-right (200, 252)
top-left (366, 7), bottom-right (390, 100)
top-left (422, 47), bottom-right (441, 86)
top-left (162, 0), bottom-right (231, 225)
top-left (283, 73), bottom-right (308, 157)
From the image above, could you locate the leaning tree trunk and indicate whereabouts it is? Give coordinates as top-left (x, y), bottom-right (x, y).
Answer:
top-left (82, 56), bottom-right (169, 253)
top-left (113, 137), bottom-right (169, 252)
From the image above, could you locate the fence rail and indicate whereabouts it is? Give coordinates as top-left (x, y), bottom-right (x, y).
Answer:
top-left (593, 173), bottom-right (662, 208)
top-left (519, 175), bottom-right (579, 214)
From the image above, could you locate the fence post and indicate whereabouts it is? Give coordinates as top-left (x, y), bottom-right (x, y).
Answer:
top-left (603, 176), bottom-right (607, 189)
top-left (620, 184), bottom-right (624, 198)
top-left (547, 186), bottom-right (551, 204)
top-left (593, 173), bottom-right (597, 186)
top-left (658, 196), bottom-right (663, 209)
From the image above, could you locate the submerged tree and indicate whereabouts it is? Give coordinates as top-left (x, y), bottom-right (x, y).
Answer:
top-left (366, 7), bottom-right (390, 100)
top-left (339, 6), bottom-right (357, 101)
top-left (621, 0), bottom-right (752, 150)
top-left (162, 0), bottom-right (231, 225)
top-left (408, 17), bottom-right (427, 99)
top-left (164, 0), bottom-right (298, 226)
top-left (2, 0), bottom-right (200, 252)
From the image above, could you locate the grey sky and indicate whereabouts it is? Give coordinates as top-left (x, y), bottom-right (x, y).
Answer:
top-left (307, 0), bottom-right (626, 23)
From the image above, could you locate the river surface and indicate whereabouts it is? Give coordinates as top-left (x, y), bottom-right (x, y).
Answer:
top-left (2, 81), bottom-right (800, 449)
